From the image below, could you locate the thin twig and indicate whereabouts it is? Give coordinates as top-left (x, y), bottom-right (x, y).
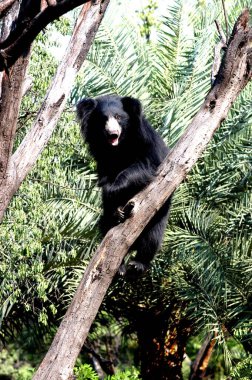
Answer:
top-left (0, 0), bottom-right (91, 70)
top-left (221, 0), bottom-right (229, 40)
top-left (211, 20), bottom-right (227, 84)
top-left (215, 19), bottom-right (227, 45)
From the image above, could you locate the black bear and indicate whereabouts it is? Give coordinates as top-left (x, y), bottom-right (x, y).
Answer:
top-left (77, 95), bottom-right (171, 275)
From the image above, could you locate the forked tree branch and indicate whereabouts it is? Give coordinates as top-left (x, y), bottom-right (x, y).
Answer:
top-left (0, 0), bottom-right (16, 19)
top-left (0, 0), bottom-right (110, 221)
top-left (32, 9), bottom-right (252, 380)
top-left (0, 0), bottom-right (92, 70)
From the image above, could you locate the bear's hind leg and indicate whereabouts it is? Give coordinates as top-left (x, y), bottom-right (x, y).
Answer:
top-left (123, 220), bottom-right (165, 278)
top-left (133, 225), bottom-right (163, 268)
top-left (120, 199), bottom-right (171, 277)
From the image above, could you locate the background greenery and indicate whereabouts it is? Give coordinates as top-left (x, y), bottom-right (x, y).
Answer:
top-left (0, 0), bottom-right (251, 379)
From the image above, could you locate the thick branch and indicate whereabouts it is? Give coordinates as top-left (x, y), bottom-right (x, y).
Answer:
top-left (0, 1), bottom-right (31, 217)
top-left (0, 0), bottom-right (92, 70)
top-left (32, 9), bottom-right (252, 380)
top-left (0, 0), bottom-right (110, 221)
top-left (0, 0), bottom-right (16, 19)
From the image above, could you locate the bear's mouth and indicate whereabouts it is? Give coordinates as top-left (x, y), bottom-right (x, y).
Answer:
top-left (108, 132), bottom-right (120, 146)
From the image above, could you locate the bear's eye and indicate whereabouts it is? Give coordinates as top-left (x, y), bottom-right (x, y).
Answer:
top-left (114, 114), bottom-right (121, 121)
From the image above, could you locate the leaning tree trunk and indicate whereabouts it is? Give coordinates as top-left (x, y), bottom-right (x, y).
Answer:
top-left (0, 1), bottom-right (32, 215)
top-left (32, 10), bottom-right (252, 380)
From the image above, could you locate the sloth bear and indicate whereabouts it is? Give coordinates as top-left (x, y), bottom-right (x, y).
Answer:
top-left (77, 95), bottom-right (171, 275)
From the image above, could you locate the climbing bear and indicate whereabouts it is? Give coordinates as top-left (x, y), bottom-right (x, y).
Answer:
top-left (77, 95), bottom-right (171, 275)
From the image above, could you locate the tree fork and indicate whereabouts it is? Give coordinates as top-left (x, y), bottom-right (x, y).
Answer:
top-left (0, 0), bottom-right (95, 70)
top-left (0, 0), bottom-right (110, 222)
top-left (0, 0), bottom-right (16, 19)
top-left (32, 9), bottom-right (252, 380)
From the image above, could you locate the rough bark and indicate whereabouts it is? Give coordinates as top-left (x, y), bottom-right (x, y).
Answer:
top-left (0, 0), bottom-right (16, 19)
top-left (0, 1), bottom-right (32, 218)
top-left (32, 10), bottom-right (252, 380)
top-left (0, 0), bottom-right (93, 70)
top-left (0, 0), bottom-right (110, 222)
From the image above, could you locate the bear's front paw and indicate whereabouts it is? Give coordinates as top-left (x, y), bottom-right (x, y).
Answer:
top-left (115, 201), bottom-right (135, 224)
top-left (123, 200), bottom-right (135, 218)
top-left (127, 260), bottom-right (148, 274)
top-left (115, 206), bottom-right (125, 223)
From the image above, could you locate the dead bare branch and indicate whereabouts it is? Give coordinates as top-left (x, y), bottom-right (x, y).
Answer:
top-left (221, 0), bottom-right (229, 40)
top-left (0, 0), bottom-right (16, 19)
top-left (0, 0), bottom-right (91, 70)
top-left (215, 19), bottom-right (227, 43)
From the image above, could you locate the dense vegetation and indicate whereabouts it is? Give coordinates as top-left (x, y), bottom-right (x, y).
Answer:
top-left (0, 0), bottom-right (251, 379)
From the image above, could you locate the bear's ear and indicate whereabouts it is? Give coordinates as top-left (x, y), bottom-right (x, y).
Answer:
top-left (76, 98), bottom-right (97, 122)
top-left (121, 97), bottom-right (142, 117)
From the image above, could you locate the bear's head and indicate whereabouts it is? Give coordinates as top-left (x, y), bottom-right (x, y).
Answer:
top-left (77, 95), bottom-right (143, 153)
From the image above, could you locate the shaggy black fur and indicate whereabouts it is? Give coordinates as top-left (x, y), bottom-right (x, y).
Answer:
top-left (77, 95), bottom-right (171, 274)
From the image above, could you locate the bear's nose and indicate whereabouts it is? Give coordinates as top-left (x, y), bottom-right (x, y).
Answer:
top-left (105, 116), bottom-right (121, 135)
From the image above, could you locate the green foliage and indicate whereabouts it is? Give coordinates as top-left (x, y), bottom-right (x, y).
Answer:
top-left (0, 14), bottom-right (99, 340)
top-left (229, 357), bottom-right (252, 380)
top-left (0, 111), bottom-right (97, 332)
top-left (105, 367), bottom-right (140, 379)
top-left (136, 0), bottom-right (159, 41)
top-left (74, 364), bottom-right (139, 380)
top-left (74, 364), bottom-right (99, 380)
top-left (0, 347), bottom-right (34, 380)
top-left (74, 364), bottom-right (140, 380)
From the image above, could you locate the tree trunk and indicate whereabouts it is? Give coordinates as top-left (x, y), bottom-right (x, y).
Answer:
top-left (136, 306), bottom-right (191, 380)
top-left (0, 0), bottom-right (110, 222)
top-left (0, 1), bottom-right (31, 216)
top-left (32, 10), bottom-right (252, 380)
